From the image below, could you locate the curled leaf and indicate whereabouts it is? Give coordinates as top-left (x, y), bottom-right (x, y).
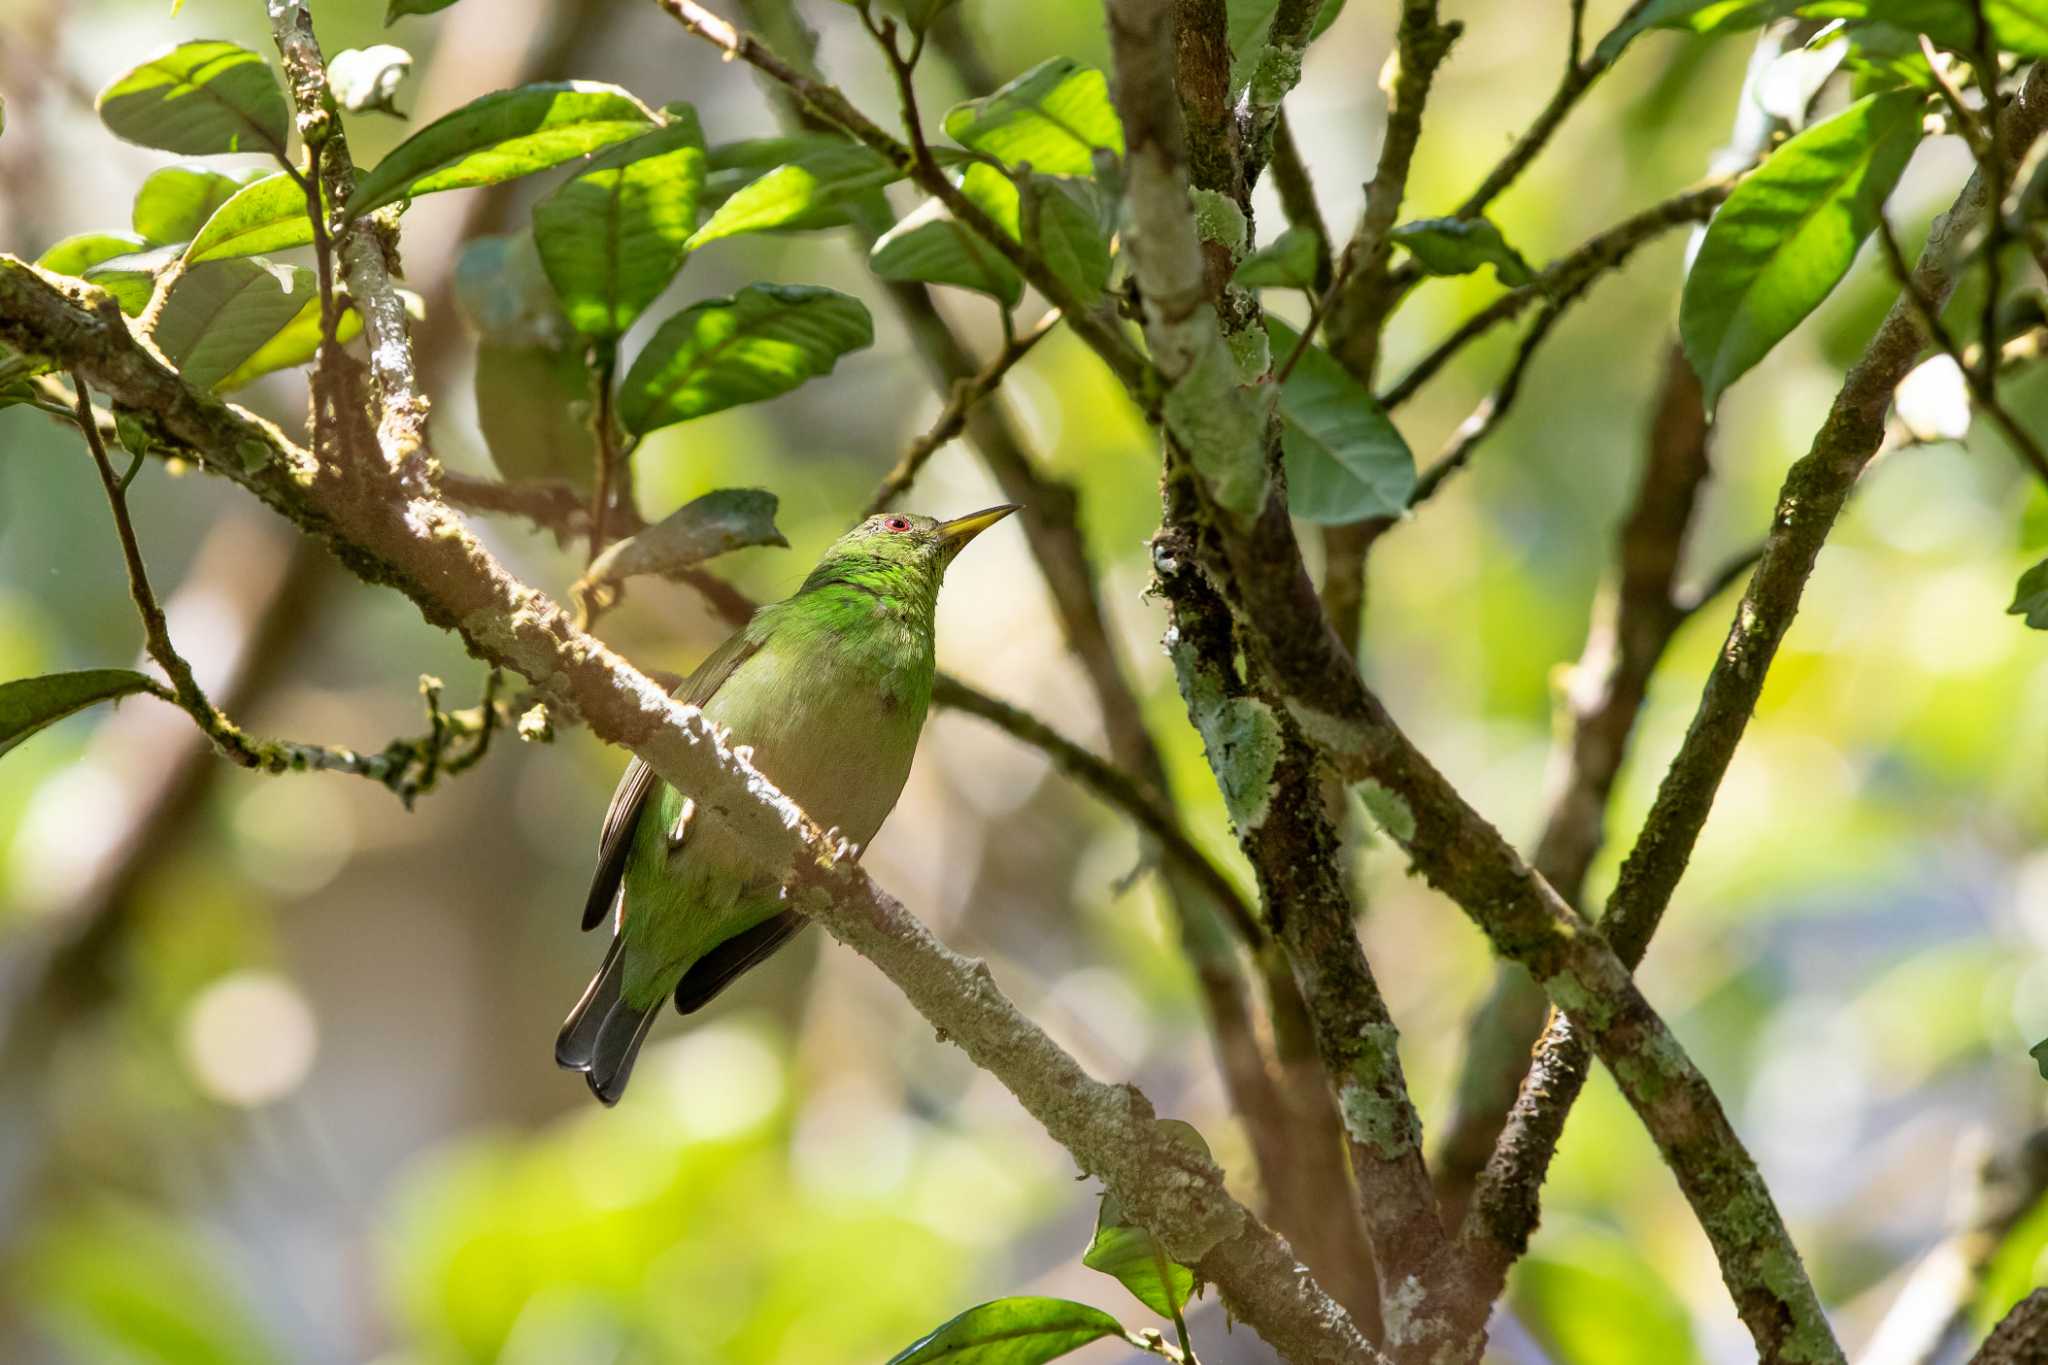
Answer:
top-left (576, 489), bottom-right (788, 606)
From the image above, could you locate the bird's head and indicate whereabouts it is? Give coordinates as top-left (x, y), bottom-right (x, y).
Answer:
top-left (808, 504), bottom-right (1021, 586)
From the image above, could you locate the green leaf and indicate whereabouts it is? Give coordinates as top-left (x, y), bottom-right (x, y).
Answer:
top-left (534, 110), bottom-right (708, 340)
top-left (38, 232), bottom-right (148, 278)
top-left (2011, 558), bottom-right (2048, 628)
top-left (2032, 1037), bottom-right (2048, 1077)
top-left (455, 230), bottom-right (569, 348)
top-left (1514, 1226), bottom-right (1699, 1365)
top-left (328, 44), bottom-right (413, 117)
top-left (689, 139), bottom-right (899, 249)
top-left (345, 81), bottom-right (656, 223)
top-left (216, 292), bottom-right (361, 391)
top-left (1234, 226), bottom-right (1321, 290)
top-left (387, 0), bottom-right (463, 20)
top-left (132, 164), bottom-right (256, 246)
top-left (1680, 88), bottom-right (1925, 407)
top-left (83, 244), bottom-right (186, 316)
top-left (184, 171), bottom-right (314, 264)
top-left (1227, 0), bottom-right (1348, 91)
top-left (577, 488), bottom-right (788, 596)
top-left (1267, 318), bottom-right (1415, 522)
top-left (151, 259), bottom-right (320, 389)
top-left (1081, 1220), bottom-right (1195, 1320)
top-left (618, 283), bottom-right (874, 436)
top-left (885, 1298), bottom-right (1126, 1365)
top-left (1802, 2), bottom-right (2048, 58)
top-left (870, 197), bottom-right (1025, 308)
top-left (942, 57), bottom-right (1124, 178)
top-left (96, 40), bottom-right (289, 158)
top-left (474, 342), bottom-right (598, 489)
top-left (948, 163), bottom-right (1112, 304)
top-left (1, 670), bottom-right (158, 760)
top-left (1595, 1), bottom-right (1795, 64)
top-left (1390, 216), bottom-right (1535, 285)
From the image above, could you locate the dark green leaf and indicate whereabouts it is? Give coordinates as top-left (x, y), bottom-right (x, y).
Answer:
top-left (387, 0), bottom-right (463, 20)
top-left (474, 342), bottom-right (597, 489)
top-left (1267, 318), bottom-right (1415, 522)
top-left (1234, 226), bottom-right (1321, 290)
top-left (870, 197), bottom-right (1025, 308)
top-left (617, 283), bottom-right (873, 436)
top-left (2011, 558), bottom-right (2048, 628)
top-left (2032, 1037), bottom-right (2048, 1078)
top-left (38, 233), bottom-right (148, 279)
top-left (83, 244), bottom-right (186, 316)
top-left (885, 1298), bottom-right (1125, 1365)
top-left (578, 488), bottom-right (788, 595)
top-left (689, 139), bottom-right (898, 249)
top-left (185, 171), bottom-right (314, 264)
top-left (942, 57), bottom-right (1123, 178)
top-left (96, 40), bottom-right (289, 158)
top-left (132, 164), bottom-right (255, 246)
top-left (151, 258), bottom-right (319, 389)
top-left (1, 670), bottom-right (159, 760)
top-left (345, 81), bottom-right (656, 222)
top-left (1681, 88), bottom-right (1925, 406)
top-left (1390, 216), bottom-right (1535, 285)
top-left (328, 44), bottom-right (413, 116)
top-left (535, 110), bottom-right (708, 340)
top-left (455, 230), bottom-right (570, 348)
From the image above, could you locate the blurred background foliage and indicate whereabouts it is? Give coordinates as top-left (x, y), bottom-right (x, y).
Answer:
top-left (1, 0), bottom-right (2047, 1361)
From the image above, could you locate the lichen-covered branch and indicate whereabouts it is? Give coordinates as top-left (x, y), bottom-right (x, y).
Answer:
top-left (268, 1), bottom-right (430, 480)
top-left (0, 255), bottom-right (1380, 1365)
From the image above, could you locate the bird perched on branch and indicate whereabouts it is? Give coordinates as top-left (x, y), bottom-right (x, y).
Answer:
top-left (557, 505), bottom-right (1019, 1104)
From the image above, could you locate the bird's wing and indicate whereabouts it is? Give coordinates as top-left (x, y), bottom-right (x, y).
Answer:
top-left (672, 910), bottom-right (808, 1014)
top-left (578, 629), bottom-right (762, 931)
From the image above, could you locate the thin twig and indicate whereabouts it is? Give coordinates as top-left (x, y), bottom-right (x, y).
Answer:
top-left (860, 309), bottom-right (1059, 518)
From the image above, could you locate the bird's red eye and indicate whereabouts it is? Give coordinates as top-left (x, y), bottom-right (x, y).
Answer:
top-left (883, 516), bottom-right (911, 533)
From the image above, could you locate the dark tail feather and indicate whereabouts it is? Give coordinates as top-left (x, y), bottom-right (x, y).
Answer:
top-left (556, 935), bottom-right (659, 1106)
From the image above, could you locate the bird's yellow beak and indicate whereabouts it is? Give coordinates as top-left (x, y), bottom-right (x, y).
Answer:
top-left (937, 503), bottom-right (1020, 555)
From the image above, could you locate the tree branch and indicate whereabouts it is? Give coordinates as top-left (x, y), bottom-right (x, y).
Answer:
top-left (268, 1), bottom-right (430, 481)
top-left (0, 254), bottom-right (1381, 1365)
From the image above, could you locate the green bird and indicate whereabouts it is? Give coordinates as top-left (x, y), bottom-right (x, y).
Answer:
top-left (557, 504), bottom-right (1019, 1104)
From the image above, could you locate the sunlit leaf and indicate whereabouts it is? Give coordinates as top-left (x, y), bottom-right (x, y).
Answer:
top-left (151, 258), bottom-right (319, 389)
top-left (1, 670), bottom-right (158, 760)
top-left (942, 58), bottom-right (1123, 177)
top-left (1234, 226), bottom-right (1321, 290)
top-left (1266, 318), bottom-right (1414, 523)
top-left (83, 243), bottom-right (186, 316)
top-left (2011, 558), bottom-right (2048, 629)
top-left (1595, 1), bottom-right (1792, 64)
top-left (870, 196), bottom-right (1024, 308)
top-left (885, 1298), bottom-right (1126, 1365)
top-left (577, 488), bottom-right (788, 597)
top-left (132, 164), bottom-right (257, 246)
top-left (328, 44), bottom-right (413, 117)
top-left (1801, 1), bottom-right (2048, 58)
top-left (96, 39), bottom-right (289, 158)
top-left (617, 283), bottom-right (873, 436)
top-left (345, 81), bottom-right (656, 222)
top-left (185, 171), bottom-right (315, 264)
top-left (689, 139), bottom-right (898, 249)
top-left (474, 342), bottom-right (597, 489)
top-left (1680, 88), bottom-right (1925, 407)
top-left (38, 232), bottom-right (148, 279)
top-left (216, 292), bottom-right (362, 391)
top-left (1390, 215), bottom-right (1534, 285)
top-left (535, 109), bottom-right (707, 340)
top-left (946, 163), bottom-right (1111, 305)
top-left (1081, 1208), bottom-right (1195, 1320)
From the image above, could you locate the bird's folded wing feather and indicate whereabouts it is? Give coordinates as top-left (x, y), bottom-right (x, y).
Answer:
top-left (578, 629), bottom-right (762, 931)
